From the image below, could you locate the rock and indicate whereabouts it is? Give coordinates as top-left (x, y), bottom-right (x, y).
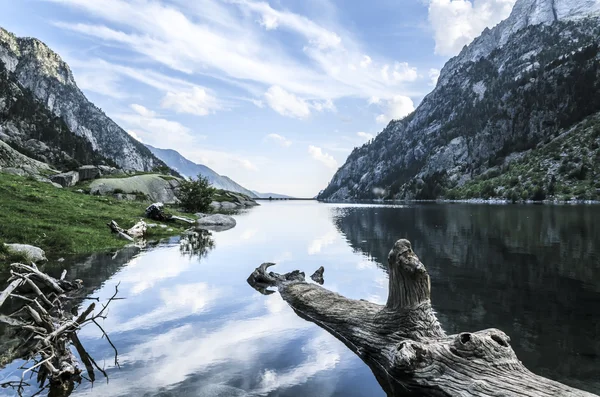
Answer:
top-left (75, 189), bottom-right (84, 193)
top-left (220, 202), bottom-right (238, 210)
top-left (194, 213), bottom-right (208, 218)
top-left (310, 266), bottom-right (325, 285)
top-left (78, 165), bottom-right (101, 181)
top-left (196, 214), bottom-right (236, 232)
top-left (210, 201), bottom-right (222, 210)
top-left (1, 167), bottom-right (27, 176)
top-left (4, 243), bottom-right (47, 263)
top-left (89, 174), bottom-right (181, 203)
top-left (57, 257), bottom-right (64, 262)
top-left (146, 223), bottom-right (158, 228)
top-left (50, 171), bottom-right (79, 187)
top-left (51, 182), bottom-right (63, 188)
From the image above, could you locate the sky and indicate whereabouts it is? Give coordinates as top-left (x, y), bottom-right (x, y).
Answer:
top-left (0, 0), bottom-right (517, 196)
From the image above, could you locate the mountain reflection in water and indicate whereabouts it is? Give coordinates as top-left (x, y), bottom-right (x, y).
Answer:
top-left (0, 202), bottom-right (597, 396)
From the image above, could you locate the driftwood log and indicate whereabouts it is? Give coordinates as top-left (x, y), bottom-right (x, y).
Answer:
top-left (0, 263), bottom-right (119, 396)
top-left (107, 219), bottom-right (147, 241)
top-left (247, 239), bottom-right (597, 397)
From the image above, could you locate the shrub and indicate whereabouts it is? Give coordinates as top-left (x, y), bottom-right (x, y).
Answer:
top-left (176, 175), bottom-right (216, 213)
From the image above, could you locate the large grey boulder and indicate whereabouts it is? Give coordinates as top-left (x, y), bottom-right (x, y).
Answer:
top-left (0, 167), bottom-right (27, 176)
top-left (78, 165), bottom-right (101, 181)
top-left (89, 174), bottom-right (181, 203)
top-left (4, 243), bottom-right (47, 263)
top-left (98, 165), bottom-right (125, 176)
top-left (196, 214), bottom-right (236, 232)
top-left (50, 171), bottom-right (79, 187)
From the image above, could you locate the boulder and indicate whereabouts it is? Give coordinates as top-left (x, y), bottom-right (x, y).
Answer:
top-left (4, 243), bottom-right (47, 263)
top-left (78, 165), bottom-right (101, 181)
top-left (89, 174), bottom-right (181, 203)
top-left (98, 165), bottom-right (126, 176)
top-left (196, 214), bottom-right (236, 232)
top-left (50, 171), bottom-right (79, 187)
top-left (1, 167), bottom-right (27, 176)
top-left (51, 182), bottom-right (63, 188)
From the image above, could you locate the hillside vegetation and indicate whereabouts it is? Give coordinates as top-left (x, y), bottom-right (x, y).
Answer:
top-left (0, 173), bottom-right (196, 258)
top-left (446, 113), bottom-right (600, 201)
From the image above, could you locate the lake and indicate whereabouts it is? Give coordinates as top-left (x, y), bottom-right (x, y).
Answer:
top-left (1, 201), bottom-right (599, 396)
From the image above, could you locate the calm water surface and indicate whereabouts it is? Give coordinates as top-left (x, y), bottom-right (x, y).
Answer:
top-left (1, 201), bottom-right (599, 396)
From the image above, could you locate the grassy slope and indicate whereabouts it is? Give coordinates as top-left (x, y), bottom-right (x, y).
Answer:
top-left (0, 173), bottom-right (196, 258)
top-left (446, 113), bottom-right (600, 201)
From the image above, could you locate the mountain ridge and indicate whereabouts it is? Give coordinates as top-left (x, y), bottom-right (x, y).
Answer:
top-left (319, 0), bottom-right (600, 201)
top-left (145, 144), bottom-right (259, 198)
top-left (0, 27), bottom-right (167, 171)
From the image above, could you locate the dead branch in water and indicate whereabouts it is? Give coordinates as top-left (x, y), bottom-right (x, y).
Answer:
top-left (107, 219), bottom-right (147, 241)
top-left (0, 264), bottom-right (121, 396)
top-left (248, 239), bottom-right (598, 397)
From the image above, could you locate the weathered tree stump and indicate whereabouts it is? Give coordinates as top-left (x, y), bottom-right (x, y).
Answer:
top-left (247, 239), bottom-right (598, 397)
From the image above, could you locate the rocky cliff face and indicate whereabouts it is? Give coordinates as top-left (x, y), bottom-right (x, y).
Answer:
top-left (0, 57), bottom-right (113, 170)
top-left (0, 27), bottom-right (165, 171)
top-left (319, 0), bottom-right (600, 201)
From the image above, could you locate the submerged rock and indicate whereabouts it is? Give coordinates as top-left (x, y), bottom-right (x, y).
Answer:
top-left (4, 243), bottom-right (47, 263)
top-left (196, 214), bottom-right (236, 232)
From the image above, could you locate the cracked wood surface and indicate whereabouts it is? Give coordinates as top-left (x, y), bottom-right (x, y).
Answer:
top-left (248, 239), bottom-right (598, 397)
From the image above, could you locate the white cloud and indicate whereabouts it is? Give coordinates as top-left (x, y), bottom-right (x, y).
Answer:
top-left (264, 85), bottom-right (311, 119)
top-left (359, 55), bottom-right (372, 68)
top-left (308, 145), bottom-right (338, 170)
top-left (429, 68), bottom-right (441, 86)
top-left (51, 0), bottom-right (424, 115)
top-left (126, 129), bottom-right (143, 142)
top-left (161, 87), bottom-right (220, 116)
top-left (376, 96), bottom-right (415, 124)
top-left (251, 99), bottom-right (265, 108)
top-left (265, 133), bottom-right (292, 148)
top-left (428, 0), bottom-right (517, 56)
top-left (368, 96), bottom-right (381, 105)
top-left (311, 99), bottom-right (336, 113)
top-left (130, 103), bottom-right (156, 118)
top-left (115, 104), bottom-right (203, 148)
top-left (357, 131), bottom-right (374, 141)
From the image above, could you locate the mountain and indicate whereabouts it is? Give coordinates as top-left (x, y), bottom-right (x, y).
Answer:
top-left (145, 144), bottom-right (258, 198)
top-left (251, 191), bottom-right (295, 199)
top-left (0, 27), bottom-right (166, 171)
top-left (0, 57), bottom-right (113, 170)
top-left (319, 0), bottom-right (600, 201)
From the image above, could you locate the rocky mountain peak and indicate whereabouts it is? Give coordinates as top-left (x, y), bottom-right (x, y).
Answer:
top-left (439, 0), bottom-right (600, 84)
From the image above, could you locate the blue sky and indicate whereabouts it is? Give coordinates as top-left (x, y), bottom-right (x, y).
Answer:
top-left (1, 0), bottom-right (516, 196)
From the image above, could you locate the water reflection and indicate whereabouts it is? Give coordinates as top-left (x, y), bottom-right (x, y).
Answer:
top-left (1, 202), bottom-right (598, 396)
top-left (332, 204), bottom-right (600, 393)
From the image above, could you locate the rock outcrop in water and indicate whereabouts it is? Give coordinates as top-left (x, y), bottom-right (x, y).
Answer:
top-left (319, 0), bottom-right (600, 201)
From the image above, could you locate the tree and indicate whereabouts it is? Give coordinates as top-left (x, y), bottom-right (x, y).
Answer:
top-left (176, 175), bottom-right (216, 213)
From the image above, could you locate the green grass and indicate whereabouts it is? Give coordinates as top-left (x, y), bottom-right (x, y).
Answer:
top-left (0, 173), bottom-right (196, 259)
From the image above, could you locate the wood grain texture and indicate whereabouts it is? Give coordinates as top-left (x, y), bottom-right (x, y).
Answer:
top-left (248, 239), bottom-right (597, 397)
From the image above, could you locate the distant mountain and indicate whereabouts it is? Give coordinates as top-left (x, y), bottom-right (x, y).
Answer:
top-left (251, 191), bottom-right (295, 199)
top-left (145, 144), bottom-right (258, 198)
top-left (0, 27), bottom-right (167, 171)
top-left (319, 0), bottom-right (600, 201)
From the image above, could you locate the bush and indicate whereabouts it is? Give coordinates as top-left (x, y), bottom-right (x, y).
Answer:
top-left (176, 175), bottom-right (216, 213)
